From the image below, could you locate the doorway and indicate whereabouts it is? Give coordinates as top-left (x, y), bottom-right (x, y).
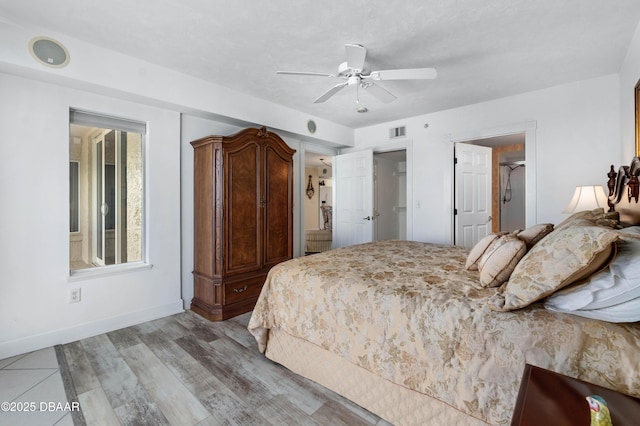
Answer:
top-left (374, 150), bottom-right (407, 241)
top-left (303, 151), bottom-right (334, 255)
top-left (454, 132), bottom-right (526, 246)
top-left (333, 146), bottom-right (412, 249)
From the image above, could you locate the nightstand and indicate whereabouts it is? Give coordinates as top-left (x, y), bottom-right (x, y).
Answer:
top-left (511, 364), bottom-right (640, 425)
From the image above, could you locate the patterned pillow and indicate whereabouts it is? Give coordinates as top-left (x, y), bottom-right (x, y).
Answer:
top-left (477, 235), bottom-right (527, 287)
top-left (465, 232), bottom-right (506, 271)
top-left (514, 223), bottom-right (554, 249)
top-left (489, 224), bottom-right (619, 311)
top-left (555, 208), bottom-right (619, 232)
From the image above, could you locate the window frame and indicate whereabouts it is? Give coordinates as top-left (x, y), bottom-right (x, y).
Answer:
top-left (69, 108), bottom-right (150, 279)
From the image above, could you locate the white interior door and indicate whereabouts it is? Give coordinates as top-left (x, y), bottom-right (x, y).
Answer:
top-left (333, 149), bottom-right (374, 248)
top-left (455, 143), bottom-right (492, 247)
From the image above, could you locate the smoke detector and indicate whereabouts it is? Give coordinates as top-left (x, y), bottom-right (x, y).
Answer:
top-left (356, 106), bottom-right (368, 113)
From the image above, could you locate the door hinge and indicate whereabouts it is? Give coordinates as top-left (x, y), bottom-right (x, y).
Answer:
top-left (454, 157), bottom-right (458, 165)
top-left (454, 208), bottom-right (458, 215)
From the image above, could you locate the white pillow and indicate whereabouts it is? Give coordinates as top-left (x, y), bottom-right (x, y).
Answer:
top-left (544, 236), bottom-right (640, 311)
top-left (545, 296), bottom-right (640, 323)
top-left (620, 226), bottom-right (640, 236)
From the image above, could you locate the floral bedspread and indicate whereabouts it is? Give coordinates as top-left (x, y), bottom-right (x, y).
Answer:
top-left (248, 240), bottom-right (640, 425)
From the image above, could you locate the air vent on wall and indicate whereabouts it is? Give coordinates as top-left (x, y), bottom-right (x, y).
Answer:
top-left (389, 125), bottom-right (406, 139)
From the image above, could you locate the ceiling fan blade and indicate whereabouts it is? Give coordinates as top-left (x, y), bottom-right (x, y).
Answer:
top-left (314, 82), bottom-right (348, 103)
top-left (368, 68), bottom-right (438, 81)
top-left (276, 71), bottom-right (335, 77)
top-left (364, 82), bottom-right (397, 103)
top-left (345, 44), bottom-right (367, 71)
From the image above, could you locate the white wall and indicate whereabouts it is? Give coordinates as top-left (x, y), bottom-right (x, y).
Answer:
top-left (0, 73), bottom-right (183, 358)
top-left (355, 74), bottom-right (621, 244)
top-left (620, 19), bottom-right (640, 159)
top-left (0, 20), bottom-right (353, 148)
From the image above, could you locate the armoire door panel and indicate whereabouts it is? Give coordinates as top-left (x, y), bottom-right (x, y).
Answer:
top-left (192, 143), bottom-right (215, 278)
top-left (225, 142), bottom-right (261, 274)
top-left (264, 145), bottom-right (292, 264)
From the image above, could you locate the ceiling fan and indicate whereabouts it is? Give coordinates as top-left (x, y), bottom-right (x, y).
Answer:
top-left (276, 44), bottom-right (437, 104)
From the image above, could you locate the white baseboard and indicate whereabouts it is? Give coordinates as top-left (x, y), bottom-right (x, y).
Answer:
top-left (0, 301), bottom-right (185, 359)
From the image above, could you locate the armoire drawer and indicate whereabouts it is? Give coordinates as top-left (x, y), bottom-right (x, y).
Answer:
top-left (224, 276), bottom-right (265, 304)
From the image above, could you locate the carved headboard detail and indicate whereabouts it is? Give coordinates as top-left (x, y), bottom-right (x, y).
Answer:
top-left (606, 156), bottom-right (640, 226)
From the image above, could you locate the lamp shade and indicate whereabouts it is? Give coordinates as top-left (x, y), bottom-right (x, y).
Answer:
top-left (562, 185), bottom-right (608, 214)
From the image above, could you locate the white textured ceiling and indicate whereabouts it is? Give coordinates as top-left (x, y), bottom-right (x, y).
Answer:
top-left (1, 0), bottom-right (639, 129)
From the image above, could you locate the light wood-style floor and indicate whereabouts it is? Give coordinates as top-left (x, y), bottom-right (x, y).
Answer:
top-left (60, 311), bottom-right (390, 425)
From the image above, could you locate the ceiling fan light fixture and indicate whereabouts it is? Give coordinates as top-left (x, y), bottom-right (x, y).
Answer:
top-left (277, 43), bottom-right (437, 104)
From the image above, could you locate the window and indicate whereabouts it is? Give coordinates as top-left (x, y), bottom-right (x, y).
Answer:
top-left (69, 109), bottom-right (146, 272)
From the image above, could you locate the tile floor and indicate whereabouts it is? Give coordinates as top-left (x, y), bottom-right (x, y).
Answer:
top-left (0, 347), bottom-right (74, 426)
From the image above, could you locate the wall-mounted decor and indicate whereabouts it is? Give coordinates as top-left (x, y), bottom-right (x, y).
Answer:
top-left (306, 175), bottom-right (315, 199)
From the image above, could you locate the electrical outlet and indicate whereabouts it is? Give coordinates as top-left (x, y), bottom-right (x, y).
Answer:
top-left (69, 288), bottom-right (81, 303)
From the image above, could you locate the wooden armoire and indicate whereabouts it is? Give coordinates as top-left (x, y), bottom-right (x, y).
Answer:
top-left (191, 127), bottom-right (296, 321)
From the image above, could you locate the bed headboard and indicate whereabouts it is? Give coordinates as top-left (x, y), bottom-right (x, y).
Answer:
top-left (607, 156), bottom-right (640, 226)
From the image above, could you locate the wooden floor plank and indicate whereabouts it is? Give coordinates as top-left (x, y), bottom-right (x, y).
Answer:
top-left (150, 315), bottom-right (194, 341)
top-left (59, 311), bottom-right (383, 425)
top-left (138, 329), bottom-right (227, 399)
top-left (211, 332), bottom-right (379, 422)
top-left (62, 341), bottom-right (101, 395)
top-left (77, 387), bottom-right (120, 426)
top-left (215, 314), bottom-right (258, 348)
top-left (140, 328), bottom-right (271, 425)
top-left (173, 312), bottom-right (223, 343)
top-left (256, 394), bottom-right (322, 426)
top-left (131, 318), bottom-right (162, 335)
top-left (80, 334), bottom-right (169, 425)
top-left (198, 388), bottom-right (269, 426)
top-left (176, 334), bottom-right (276, 409)
top-left (209, 336), bottom-right (327, 415)
top-left (120, 343), bottom-right (210, 425)
top-left (107, 326), bottom-right (143, 351)
top-left (311, 399), bottom-right (376, 426)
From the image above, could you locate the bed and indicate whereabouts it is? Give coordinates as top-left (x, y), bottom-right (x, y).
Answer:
top-left (248, 158), bottom-right (640, 425)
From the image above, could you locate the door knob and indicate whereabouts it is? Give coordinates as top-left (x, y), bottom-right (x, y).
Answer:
top-left (486, 215), bottom-right (492, 223)
top-left (363, 216), bottom-right (371, 221)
